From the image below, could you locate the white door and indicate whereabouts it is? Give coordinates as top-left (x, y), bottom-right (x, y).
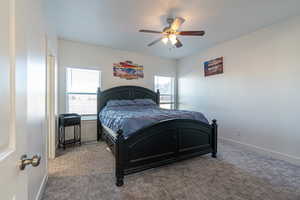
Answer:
top-left (0, 0), bottom-right (47, 200)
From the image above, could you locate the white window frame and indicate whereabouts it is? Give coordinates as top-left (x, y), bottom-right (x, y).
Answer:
top-left (154, 75), bottom-right (175, 109)
top-left (65, 67), bottom-right (101, 116)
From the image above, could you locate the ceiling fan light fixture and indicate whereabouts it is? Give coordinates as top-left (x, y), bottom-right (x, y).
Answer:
top-left (162, 37), bottom-right (169, 44)
top-left (169, 34), bottom-right (177, 45)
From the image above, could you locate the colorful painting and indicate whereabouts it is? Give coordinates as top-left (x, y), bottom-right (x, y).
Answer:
top-left (204, 57), bottom-right (223, 76)
top-left (113, 61), bottom-right (144, 80)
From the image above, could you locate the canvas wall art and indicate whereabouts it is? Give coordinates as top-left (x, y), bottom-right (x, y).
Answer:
top-left (204, 57), bottom-right (223, 76)
top-left (113, 61), bottom-right (144, 80)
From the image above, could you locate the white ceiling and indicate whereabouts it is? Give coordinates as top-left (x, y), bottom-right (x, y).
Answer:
top-left (48, 0), bottom-right (300, 59)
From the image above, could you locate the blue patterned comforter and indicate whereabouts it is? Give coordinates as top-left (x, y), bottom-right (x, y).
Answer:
top-left (99, 105), bottom-right (209, 138)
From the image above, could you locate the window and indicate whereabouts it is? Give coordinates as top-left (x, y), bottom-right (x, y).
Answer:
top-left (154, 76), bottom-right (175, 109)
top-left (66, 68), bottom-right (101, 115)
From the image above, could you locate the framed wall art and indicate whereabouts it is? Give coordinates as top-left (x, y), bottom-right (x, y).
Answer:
top-left (113, 61), bottom-right (144, 80)
top-left (204, 57), bottom-right (223, 76)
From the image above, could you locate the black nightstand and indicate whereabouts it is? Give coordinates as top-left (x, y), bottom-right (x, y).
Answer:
top-left (59, 113), bottom-right (81, 149)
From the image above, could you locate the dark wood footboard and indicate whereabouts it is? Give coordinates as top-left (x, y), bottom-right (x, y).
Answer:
top-left (103, 119), bottom-right (218, 186)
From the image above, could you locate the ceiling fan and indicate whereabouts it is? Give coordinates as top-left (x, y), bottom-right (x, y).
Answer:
top-left (139, 17), bottom-right (205, 48)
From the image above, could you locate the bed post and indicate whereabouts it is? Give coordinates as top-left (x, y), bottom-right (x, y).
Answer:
top-left (156, 89), bottom-right (160, 105)
top-left (97, 87), bottom-right (102, 141)
top-left (211, 119), bottom-right (218, 158)
top-left (115, 129), bottom-right (125, 186)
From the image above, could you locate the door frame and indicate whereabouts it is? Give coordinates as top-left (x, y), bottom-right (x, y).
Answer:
top-left (46, 44), bottom-right (57, 159)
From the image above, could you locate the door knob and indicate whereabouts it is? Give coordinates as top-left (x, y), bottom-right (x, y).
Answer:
top-left (19, 154), bottom-right (41, 170)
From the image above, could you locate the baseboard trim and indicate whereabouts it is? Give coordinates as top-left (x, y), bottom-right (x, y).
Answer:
top-left (36, 174), bottom-right (48, 200)
top-left (220, 137), bottom-right (300, 166)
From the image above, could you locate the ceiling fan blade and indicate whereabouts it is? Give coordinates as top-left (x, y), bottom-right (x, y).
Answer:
top-left (178, 31), bottom-right (205, 36)
top-left (175, 38), bottom-right (183, 48)
top-left (139, 29), bottom-right (163, 34)
top-left (170, 17), bottom-right (185, 31)
top-left (148, 37), bottom-right (163, 47)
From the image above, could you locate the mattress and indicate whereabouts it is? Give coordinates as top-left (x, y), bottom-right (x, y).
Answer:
top-left (99, 104), bottom-right (209, 139)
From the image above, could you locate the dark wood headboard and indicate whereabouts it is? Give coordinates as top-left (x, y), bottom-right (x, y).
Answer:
top-left (97, 85), bottom-right (160, 115)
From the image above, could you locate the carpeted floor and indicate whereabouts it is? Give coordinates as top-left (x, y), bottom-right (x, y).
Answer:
top-left (42, 141), bottom-right (300, 200)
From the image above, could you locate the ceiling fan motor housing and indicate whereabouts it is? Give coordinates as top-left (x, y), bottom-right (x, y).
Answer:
top-left (167, 18), bottom-right (174, 26)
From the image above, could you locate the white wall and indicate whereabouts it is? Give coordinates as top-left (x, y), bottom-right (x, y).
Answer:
top-left (58, 39), bottom-right (177, 114)
top-left (177, 16), bottom-right (300, 163)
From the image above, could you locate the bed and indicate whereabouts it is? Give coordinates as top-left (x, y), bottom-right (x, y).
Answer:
top-left (97, 86), bottom-right (218, 186)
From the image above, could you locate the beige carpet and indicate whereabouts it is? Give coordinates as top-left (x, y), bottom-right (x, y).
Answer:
top-left (42, 141), bottom-right (300, 200)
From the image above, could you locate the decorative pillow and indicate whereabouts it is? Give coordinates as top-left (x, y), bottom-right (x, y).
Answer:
top-left (106, 99), bottom-right (135, 107)
top-left (134, 99), bottom-right (156, 106)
